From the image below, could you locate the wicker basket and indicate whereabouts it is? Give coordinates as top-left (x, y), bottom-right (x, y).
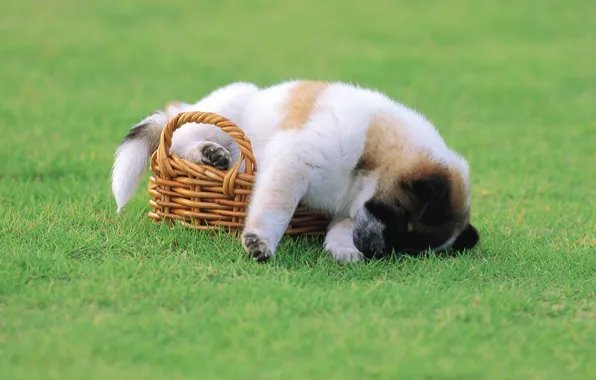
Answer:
top-left (147, 111), bottom-right (330, 236)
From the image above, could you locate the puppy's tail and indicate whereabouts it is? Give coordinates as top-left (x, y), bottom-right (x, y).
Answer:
top-left (111, 111), bottom-right (169, 213)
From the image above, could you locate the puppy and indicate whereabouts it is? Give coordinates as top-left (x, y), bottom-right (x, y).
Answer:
top-left (111, 80), bottom-right (479, 263)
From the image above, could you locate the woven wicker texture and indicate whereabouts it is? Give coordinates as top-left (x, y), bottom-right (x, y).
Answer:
top-left (148, 111), bottom-right (329, 235)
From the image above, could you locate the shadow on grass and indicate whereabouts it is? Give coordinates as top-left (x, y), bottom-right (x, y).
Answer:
top-left (267, 234), bottom-right (489, 276)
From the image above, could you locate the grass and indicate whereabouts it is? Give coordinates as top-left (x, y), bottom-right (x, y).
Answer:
top-left (1, 0), bottom-right (595, 378)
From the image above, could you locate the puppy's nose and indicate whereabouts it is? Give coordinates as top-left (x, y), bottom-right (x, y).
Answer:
top-left (353, 234), bottom-right (384, 259)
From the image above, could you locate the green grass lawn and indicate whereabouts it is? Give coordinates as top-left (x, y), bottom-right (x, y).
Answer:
top-left (1, 0), bottom-right (595, 378)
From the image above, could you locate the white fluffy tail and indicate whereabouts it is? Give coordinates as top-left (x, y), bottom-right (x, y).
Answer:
top-left (111, 112), bottom-right (167, 212)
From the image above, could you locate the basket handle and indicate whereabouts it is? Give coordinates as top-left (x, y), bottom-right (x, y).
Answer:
top-left (155, 111), bottom-right (257, 196)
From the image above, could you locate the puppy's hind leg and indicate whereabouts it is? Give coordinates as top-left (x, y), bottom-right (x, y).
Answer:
top-left (181, 141), bottom-right (232, 170)
top-left (324, 217), bottom-right (365, 264)
top-left (171, 123), bottom-right (235, 171)
top-left (241, 158), bottom-right (311, 262)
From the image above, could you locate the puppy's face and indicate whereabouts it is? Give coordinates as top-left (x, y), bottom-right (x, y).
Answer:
top-left (352, 172), bottom-right (479, 258)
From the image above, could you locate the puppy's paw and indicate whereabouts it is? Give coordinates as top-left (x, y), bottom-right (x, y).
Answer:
top-left (325, 244), bottom-right (365, 264)
top-left (241, 232), bottom-right (274, 263)
top-left (201, 142), bottom-right (231, 170)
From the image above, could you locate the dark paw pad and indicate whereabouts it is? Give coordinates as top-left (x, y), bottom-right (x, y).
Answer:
top-left (202, 144), bottom-right (231, 170)
top-left (242, 232), bottom-right (273, 263)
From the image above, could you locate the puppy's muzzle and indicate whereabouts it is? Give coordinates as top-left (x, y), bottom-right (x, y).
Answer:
top-left (352, 210), bottom-right (387, 259)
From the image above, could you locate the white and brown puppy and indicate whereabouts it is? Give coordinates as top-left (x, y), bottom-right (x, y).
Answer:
top-left (111, 80), bottom-right (479, 263)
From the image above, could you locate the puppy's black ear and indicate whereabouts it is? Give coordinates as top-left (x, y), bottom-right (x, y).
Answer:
top-left (403, 175), bottom-right (453, 226)
top-left (364, 200), bottom-right (409, 237)
top-left (451, 224), bottom-right (479, 251)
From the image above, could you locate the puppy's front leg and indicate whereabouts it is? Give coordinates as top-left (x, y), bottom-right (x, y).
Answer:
top-left (324, 217), bottom-right (365, 263)
top-left (241, 161), bottom-right (310, 262)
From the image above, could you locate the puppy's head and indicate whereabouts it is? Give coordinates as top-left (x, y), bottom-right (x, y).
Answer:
top-left (352, 115), bottom-right (479, 258)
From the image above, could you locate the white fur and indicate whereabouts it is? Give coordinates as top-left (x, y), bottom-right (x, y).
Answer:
top-left (324, 218), bottom-right (365, 263)
top-left (111, 80), bottom-right (471, 262)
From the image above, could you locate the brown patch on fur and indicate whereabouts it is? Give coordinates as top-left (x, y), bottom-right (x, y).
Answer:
top-left (279, 81), bottom-right (328, 130)
top-left (445, 166), bottom-right (468, 222)
top-left (356, 114), bottom-right (414, 174)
